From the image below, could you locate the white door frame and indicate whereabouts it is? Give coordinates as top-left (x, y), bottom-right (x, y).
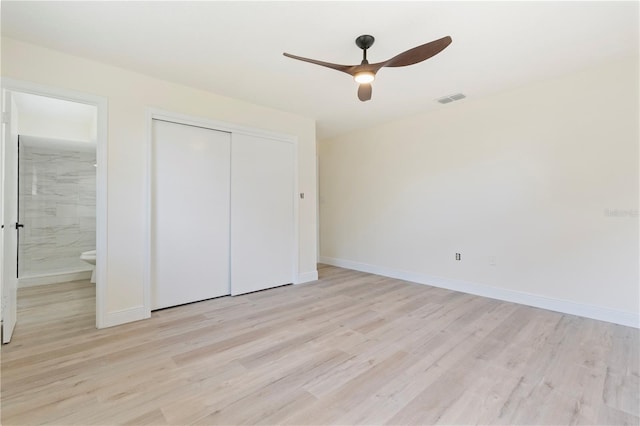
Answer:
top-left (144, 108), bottom-right (299, 316)
top-left (1, 78), bottom-right (109, 329)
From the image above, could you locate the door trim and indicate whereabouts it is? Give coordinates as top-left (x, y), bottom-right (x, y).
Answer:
top-left (144, 108), bottom-right (299, 317)
top-left (1, 78), bottom-right (109, 329)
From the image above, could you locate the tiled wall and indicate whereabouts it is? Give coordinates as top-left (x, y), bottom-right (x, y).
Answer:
top-left (18, 138), bottom-right (96, 277)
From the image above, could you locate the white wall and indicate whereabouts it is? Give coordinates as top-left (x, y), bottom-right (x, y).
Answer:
top-left (319, 56), bottom-right (639, 326)
top-left (18, 112), bottom-right (93, 142)
top-left (1, 37), bottom-right (318, 323)
top-left (13, 92), bottom-right (97, 142)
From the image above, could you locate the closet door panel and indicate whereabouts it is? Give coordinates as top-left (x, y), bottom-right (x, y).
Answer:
top-left (151, 120), bottom-right (231, 310)
top-left (231, 134), bottom-right (295, 295)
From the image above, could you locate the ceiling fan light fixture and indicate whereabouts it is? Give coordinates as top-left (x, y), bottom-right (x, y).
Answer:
top-left (354, 71), bottom-right (375, 84)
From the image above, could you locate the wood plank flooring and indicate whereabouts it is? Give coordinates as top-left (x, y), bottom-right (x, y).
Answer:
top-left (1, 264), bottom-right (638, 425)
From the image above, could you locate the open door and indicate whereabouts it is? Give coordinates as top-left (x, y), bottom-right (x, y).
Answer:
top-left (2, 90), bottom-right (18, 343)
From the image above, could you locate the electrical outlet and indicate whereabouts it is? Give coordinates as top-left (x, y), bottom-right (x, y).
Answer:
top-left (489, 255), bottom-right (497, 266)
top-left (455, 253), bottom-right (461, 261)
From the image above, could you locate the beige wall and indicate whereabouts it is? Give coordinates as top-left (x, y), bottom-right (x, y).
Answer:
top-left (319, 57), bottom-right (639, 323)
top-left (2, 37), bottom-right (318, 321)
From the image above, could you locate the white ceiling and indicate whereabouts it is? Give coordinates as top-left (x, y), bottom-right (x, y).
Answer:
top-left (2, 1), bottom-right (638, 140)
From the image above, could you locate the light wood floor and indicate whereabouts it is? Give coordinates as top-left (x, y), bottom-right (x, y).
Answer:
top-left (1, 265), bottom-right (638, 425)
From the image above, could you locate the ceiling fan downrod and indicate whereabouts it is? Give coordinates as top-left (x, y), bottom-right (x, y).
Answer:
top-left (355, 35), bottom-right (375, 64)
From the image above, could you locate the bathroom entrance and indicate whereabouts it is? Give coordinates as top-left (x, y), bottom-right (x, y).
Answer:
top-left (1, 83), bottom-right (106, 343)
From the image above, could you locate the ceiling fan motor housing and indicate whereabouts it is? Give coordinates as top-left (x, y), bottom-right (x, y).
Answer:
top-left (355, 35), bottom-right (375, 50)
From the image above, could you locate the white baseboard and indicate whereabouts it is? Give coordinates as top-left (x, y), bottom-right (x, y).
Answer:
top-left (295, 270), bottom-right (319, 284)
top-left (18, 270), bottom-right (93, 287)
top-left (100, 306), bottom-right (149, 329)
top-left (319, 256), bottom-right (639, 329)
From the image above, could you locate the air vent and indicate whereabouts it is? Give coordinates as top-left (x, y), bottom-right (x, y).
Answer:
top-left (437, 93), bottom-right (466, 104)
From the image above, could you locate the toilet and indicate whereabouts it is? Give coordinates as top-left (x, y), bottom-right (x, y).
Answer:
top-left (80, 250), bottom-right (97, 283)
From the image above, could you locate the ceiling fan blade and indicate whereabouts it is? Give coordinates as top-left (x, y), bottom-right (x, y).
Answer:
top-left (358, 83), bottom-right (372, 102)
top-left (380, 36), bottom-right (452, 68)
top-left (283, 52), bottom-right (355, 75)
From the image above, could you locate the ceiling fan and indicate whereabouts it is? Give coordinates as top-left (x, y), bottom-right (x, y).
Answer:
top-left (283, 35), bottom-right (452, 102)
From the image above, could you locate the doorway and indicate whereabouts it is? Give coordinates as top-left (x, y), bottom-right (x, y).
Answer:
top-left (1, 80), bottom-right (108, 343)
top-left (17, 99), bottom-right (97, 284)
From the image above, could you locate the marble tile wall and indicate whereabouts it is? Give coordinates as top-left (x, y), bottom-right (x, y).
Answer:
top-left (18, 141), bottom-right (96, 277)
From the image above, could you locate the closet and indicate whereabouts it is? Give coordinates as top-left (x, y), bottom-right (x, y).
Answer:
top-left (150, 119), bottom-right (295, 310)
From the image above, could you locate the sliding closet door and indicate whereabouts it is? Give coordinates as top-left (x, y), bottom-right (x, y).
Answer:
top-left (231, 134), bottom-right (295, 295)
top-left (151, 120), bottom-right (231, 310)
